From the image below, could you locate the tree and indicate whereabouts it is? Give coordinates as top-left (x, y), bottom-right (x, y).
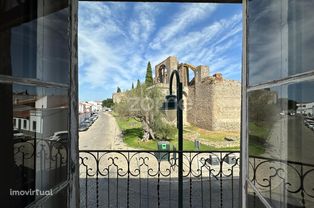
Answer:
top-left (102, 98), bottom-right (114, 108)
top-left (136, 79), bottom-right (141, 88)
top-left (132, 83), bottom-right (134, 89)
top-left (114, 85), bottom-right (176, 141)
top-left (145, 61), bottom-right (153, 86)
top-left (117, 86), bottom-right (121, 93)
top-left (248, 89), bottom-right (280, 127)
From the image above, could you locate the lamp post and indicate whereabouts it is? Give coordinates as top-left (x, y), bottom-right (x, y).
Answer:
top-left (161, 70), bottom-right (183, 208)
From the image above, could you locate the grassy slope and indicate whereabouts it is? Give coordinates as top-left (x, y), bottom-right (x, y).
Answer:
top-left (115, 116), bottom-right (239, 151)
top-left (248, 122), bottom-right (269, 155)
top-left (184, 125), bottom-right (240, 142)
top-left (184, 125), bottom-right (240, 151)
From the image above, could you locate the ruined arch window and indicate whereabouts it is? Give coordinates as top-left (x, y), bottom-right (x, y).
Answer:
top-left (188, 68), bottom-right (196, 86)
top-left (158, 65), bottom-right (166, 83)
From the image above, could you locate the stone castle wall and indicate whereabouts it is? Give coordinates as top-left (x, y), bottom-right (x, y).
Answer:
top-left (112, 92), bottom-right (127, 104)
top-left (187, 79), bottom-right (241, 131)
top-left (113, 56), bottom-right (241, 132)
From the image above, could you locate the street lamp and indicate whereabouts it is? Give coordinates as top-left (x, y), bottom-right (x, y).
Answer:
top-left (161, 70), bottom-right (183, 208)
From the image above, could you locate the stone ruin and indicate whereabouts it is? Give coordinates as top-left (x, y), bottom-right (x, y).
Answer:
top-left (113, 56), bottom-right (241, 132)
top-left (154, 56), bottom-right (241, 132)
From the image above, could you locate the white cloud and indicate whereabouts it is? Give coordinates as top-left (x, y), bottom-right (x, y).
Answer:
top-left (78, 2), bottom-right (155, 94)
top-left (149, 3), bottom-right (217, 49)
top-left (147, 11), bottom-right (242, 78)
top-left (78, 2), bottom-right (242, 100)
top-left (128, 3), bottom-right (159, 45)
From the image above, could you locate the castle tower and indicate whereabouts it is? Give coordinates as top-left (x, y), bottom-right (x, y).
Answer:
top-left (155, 56), bottom-right (178, 84)
top-left (195, 65), bottom-right (209, 84)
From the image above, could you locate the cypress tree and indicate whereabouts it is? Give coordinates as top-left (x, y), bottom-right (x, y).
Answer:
top-left (132, 83), bottom-right (134, 89)
top-left (145, 61), bottom-right (153, 86)
top-left (117, 86), bottom-right (121, 93)
top-left (136, 79), bottom-right (141, 88)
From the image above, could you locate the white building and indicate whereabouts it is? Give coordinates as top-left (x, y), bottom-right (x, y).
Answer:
top-left (296, 102), bottom-right (314, 116)
top-left (13, 95), bottom-right (68, 139)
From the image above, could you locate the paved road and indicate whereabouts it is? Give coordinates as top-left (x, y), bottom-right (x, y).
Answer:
top-left (264, 115), bottom-right (314, 163)
top-left (79, 112), bottom-right (119, 150)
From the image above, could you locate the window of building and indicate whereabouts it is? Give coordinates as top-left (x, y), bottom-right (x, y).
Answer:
top-left (32, 121), bottom-right (36, 131)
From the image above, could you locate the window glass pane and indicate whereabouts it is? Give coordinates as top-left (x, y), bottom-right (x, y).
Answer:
top-left (248, 81), bottom-right (314, 207)
top-left (39, 186), bottom-right (68, 208)
top-left (248, 0), bottom-right (314, 86)
top-left (8, 83), bottom-right (69, 206)
top-left (0, 0), bottom-right (69, 84)
top-left (247, 185), bottom-right (266, 208)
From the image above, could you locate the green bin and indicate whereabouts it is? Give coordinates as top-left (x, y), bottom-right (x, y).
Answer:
top-left (155, 141), bottom-right (170, 161)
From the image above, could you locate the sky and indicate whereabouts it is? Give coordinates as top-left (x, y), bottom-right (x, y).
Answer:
top-left (78, 2), bottom-right (242, 101)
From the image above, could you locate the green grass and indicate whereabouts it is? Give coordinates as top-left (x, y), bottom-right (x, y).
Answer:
top-left (184, 125), bottom-right (240, 142)
top-left (115, 116), bottom-right (240, 151)
top-left (249, 122), bottom-right (269, 139)
top-left (248, 122), bottom-right (269, 155)
top-left (115, 116), bottom-right (142, 130)
top-left (249, 143), bottom-right (265, 155)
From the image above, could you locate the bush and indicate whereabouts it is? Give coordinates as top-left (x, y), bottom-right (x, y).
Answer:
top-left (153, 118), bottom-right (177, 140)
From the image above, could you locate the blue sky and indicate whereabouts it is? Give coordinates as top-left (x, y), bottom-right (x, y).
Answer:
top-left (78, 2), bottom-right (242, 101)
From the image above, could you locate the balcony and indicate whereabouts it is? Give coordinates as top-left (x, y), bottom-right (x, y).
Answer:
top-left (13, 142), bottom-right (314, 207)
top-left (79, 150), bottom-right (240, 208)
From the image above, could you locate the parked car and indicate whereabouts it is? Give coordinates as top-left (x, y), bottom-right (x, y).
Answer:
top-left (79, 123), bottom-right (89, 131)
top-left (13, 129), bottom-right (25, 142)
top-left (308, 124), bottom-right (314, 129)
top-left (48, 131), bottom-right (68, 149)
top-left (82, 120), bottom-right (92, 127)
top-left (306, 121), bottom-right (314, 127)
top-left (87, 117), bottom-right (94, 124)
top-left (91, 115), bottom-right (98, 122)
top-left (288, 112), bottom-right (295, 116)
top-left (49, 131), bottom-right (68, 143)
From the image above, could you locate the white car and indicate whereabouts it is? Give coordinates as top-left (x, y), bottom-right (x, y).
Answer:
top-left (13, 129), bottom-right (25, 141)
top-left (49, 131), bottom-right (68, 142)
top-left (308, 124), bottom-right (314, 128)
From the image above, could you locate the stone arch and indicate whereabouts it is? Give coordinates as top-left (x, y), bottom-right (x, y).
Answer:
top-left (179, 63), bottom-right (197, 86)
top-left (182, 90), bottom-right (188, 123)
top-left (178, 65), bottom-right (189, 86)
top-left (187, 68), bottom-right (196, 86)
top-left (154, 56), bottom-right (178, 84)
top-left (157, 64), bottom-right (167, 83)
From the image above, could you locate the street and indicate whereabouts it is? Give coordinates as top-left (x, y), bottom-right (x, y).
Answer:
top-left (264, 115), bottom-right (314, 163)
top-left (79, 112), bottom-right (120, 150)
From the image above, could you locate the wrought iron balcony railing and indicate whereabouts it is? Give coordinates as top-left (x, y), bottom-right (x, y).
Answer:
top-left (79, 150), bottom-right (240, 208)
top-left (248, 156), bottom-right (314, 207)
top-left (13, 142), bottom-right (314, 207)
